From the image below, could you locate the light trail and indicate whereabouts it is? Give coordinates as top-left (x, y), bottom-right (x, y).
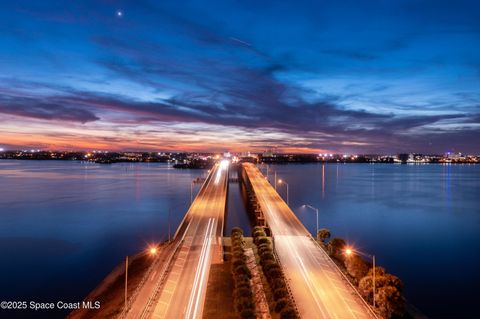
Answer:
top-left (243, 163), bottom-right (376, 319)
top-left (214, 159), bottom-right (229, 184)
top-left (124, 162), bottom-right (228, 319)
top-left (184, 217), bottom-right (215, 319)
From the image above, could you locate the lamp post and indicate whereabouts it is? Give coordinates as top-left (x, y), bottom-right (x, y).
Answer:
top-left (345, 247), bottom-right (376, 308)
top-left (124, 245), bottom-right (158, 311)
top-left (274, 171), bottom-right (277, 190)
top-left (168, 202), bottom-right (187, 241)
top-left (302, 204), bottom-right (319, 236)
top-left (124, 256), bottom-right (128, 309)
top-left (278, 179), bottom-right (289, 205)
top-left (190, 181), bottom-right (194, 203)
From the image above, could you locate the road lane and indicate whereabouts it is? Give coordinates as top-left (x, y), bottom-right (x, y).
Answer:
top-left (125, 161), bottom-right (229, 319)
top-left (243, 163), bottom-right (376, 319)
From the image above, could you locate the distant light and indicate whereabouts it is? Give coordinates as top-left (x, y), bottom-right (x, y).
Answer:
top-left (220, 159), bottom-right (229, 170)
top-left (278, 179), bottom-right (283, 184)
top-left (116, 10), bottom-right (123, 17)
top-left (329, 154), bottom-right (333, 157)
top-left (0, 148), bottom-right (4, 152)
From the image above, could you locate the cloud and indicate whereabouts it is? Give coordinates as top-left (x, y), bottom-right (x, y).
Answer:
top-left (1, 0), bottom-right (479, 153)
top-left (0, 95), bottom-right (99, 123)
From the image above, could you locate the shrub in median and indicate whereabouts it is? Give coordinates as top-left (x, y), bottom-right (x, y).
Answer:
top-left (235, 297), bottom-right (254, 313)
top-left (273, 288), bottom-right (288, 300)
top-left (240, 308), bottom-right (256, 319)
top-left (231, 227), bottom-right (243, 236)
top-left (280, 306), bottom-right (297, 319)
top-left (235, 286), bottom-right (253, 299)
top-left (275, 298), bottom-right (290, 313)
top-left (231, 227), bottom-right (257, 318)
top-left (271, 278), bottom-right (286, 291)
top-left (255, 236), bottom-right (271, 246)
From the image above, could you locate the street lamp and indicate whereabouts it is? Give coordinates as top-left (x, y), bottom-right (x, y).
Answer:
top-left (302, 204), bottom-right (319, 236)
top-left (168, 202), bottom-right (187, 241)
top-left (124, 256), bottom-right (128, 309)
top-left (345, 246), bottom-right (376, 308)
top-left (190, 181), bottom-right (194, 203)
top-left (278, 179), bottom-right (289, 205)
top-left (125, 244), bottom-right (159, 309)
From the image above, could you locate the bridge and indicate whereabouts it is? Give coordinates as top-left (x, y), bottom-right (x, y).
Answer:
top-left (124, 160), bottom-right (229, 319)
top-left (242, 163), bottom-right (376, 319)
top-left (123, 161), bottom-right (375, 319)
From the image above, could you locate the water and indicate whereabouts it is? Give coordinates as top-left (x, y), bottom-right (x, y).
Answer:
top-left (0, 160), bottom-right (204, 318)
top-left (266, 163), bottom-right (480, 319)
top-left (225, 166), bottom-right (252, 236)
top-left (1, 161), bottom-right (479, 318)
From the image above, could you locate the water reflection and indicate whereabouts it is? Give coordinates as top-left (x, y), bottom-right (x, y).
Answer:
top-left (0, 160), bottom-right (204, 318)
top-left (275, 163), bottom-right (479, 319)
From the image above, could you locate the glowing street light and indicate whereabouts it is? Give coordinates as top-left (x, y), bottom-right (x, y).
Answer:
top-left (125, 244), bottom-right (159, 310)
top-left (278, 179), bottom-right (289, 205)
top-left (345, 246), bottom-right (376, 308)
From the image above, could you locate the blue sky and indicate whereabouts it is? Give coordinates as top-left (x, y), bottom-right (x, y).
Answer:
top-left (0, 0), bottom-right (479, 153)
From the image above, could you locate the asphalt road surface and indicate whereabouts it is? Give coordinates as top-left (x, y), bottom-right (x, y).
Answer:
top-left (243, 163), bottom-right (376, 319)
top-left (125, 161), bottom-right (229, 319)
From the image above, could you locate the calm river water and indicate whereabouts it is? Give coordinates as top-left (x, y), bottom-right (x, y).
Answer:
top-left (0, 160), bottom-right (478, 318)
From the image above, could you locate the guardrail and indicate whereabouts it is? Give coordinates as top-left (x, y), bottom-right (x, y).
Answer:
top-left (173, 167), bottom-right (213, 240)
top-left (115, 238), bottom-right (184, 319)
top-left (138, 238), bottom-right (185, 319)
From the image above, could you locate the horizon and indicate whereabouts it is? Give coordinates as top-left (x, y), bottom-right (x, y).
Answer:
top-left (1, 148), bottom-right (478, 157)
top-left (1, 1), bottom-right (480, 153)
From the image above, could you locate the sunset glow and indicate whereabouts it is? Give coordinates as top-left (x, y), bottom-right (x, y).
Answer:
top-left (1, 1), bottom-right (479, 153)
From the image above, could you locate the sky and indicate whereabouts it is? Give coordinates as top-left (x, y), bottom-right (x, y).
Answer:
top-left (0, 0), bottom-right (479, 154)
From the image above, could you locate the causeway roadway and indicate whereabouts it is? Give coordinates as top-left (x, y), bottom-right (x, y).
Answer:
top-left (125, 160), bottom-right (229, 319)
top-left (243, 163), bottom-right (376, 319)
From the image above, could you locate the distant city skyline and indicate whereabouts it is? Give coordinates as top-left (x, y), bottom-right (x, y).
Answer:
top-left (1, 1), bottom-right (479, 153)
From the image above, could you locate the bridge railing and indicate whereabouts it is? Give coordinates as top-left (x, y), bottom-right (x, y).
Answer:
top-left (138, 238), bottom-right (185, 319)
top-left (172, 166), bottom-right (214, 240)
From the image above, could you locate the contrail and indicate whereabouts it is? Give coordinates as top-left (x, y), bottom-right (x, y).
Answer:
top-left (229, 36), bottom-right (252, 47)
